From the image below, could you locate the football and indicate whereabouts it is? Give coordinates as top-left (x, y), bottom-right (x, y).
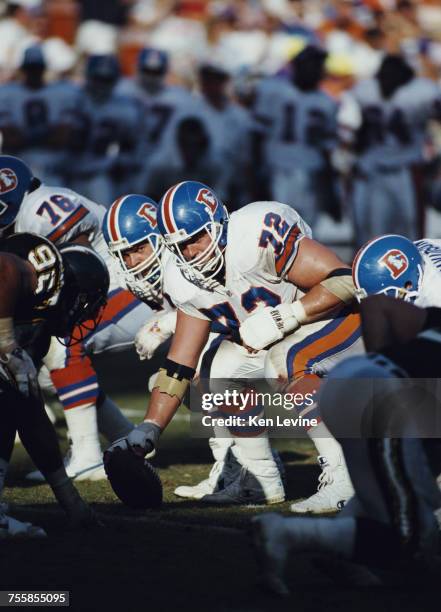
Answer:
top-left (104, 445), bottom-right (163, 510)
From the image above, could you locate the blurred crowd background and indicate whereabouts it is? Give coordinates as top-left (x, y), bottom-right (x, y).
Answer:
top-left (1, 0), bottom-right (441, 249)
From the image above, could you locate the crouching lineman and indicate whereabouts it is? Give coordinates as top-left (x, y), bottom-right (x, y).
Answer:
top-left (252, 294), bottom-right (441, 596)
top-left (105, 181), bottom-right (362, 506)
top-left (0, 155), bottom-right (157, 481)
top-left (102, 194), bottom-right (258, 501)
top-left (0, 232), bottom-right (109, 536)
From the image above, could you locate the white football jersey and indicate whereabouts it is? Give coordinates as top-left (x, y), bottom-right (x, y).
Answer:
top-left (343, 76), bottom-right (441, 170)
top-left (0, 79), bottom-right (81, 137)
top-left (116, 79), bottom-right (194, 150)
top-left (13, 184), bottom-right (121, 289)
top-left (73, 89), bottom-right (142, 174)
top-left (254, 76), bottom-right (338, 171)
top-left (163, 201), bottom-right (312, 337)
top-left (414, 239), bottom-right (441, 308)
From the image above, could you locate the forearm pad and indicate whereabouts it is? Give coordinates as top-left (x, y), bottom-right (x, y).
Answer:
top-left (320, 269), bottom-right (356, 304)
top-left (152, 358), bottom-right (195, 401)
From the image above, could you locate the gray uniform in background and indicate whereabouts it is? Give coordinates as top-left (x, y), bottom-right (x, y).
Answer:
top-left (254, 75), bottom-right (338, 229)
top-left (344, 75), bottom-right (441, 246)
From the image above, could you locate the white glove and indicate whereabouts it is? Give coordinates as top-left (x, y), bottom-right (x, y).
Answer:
top-left (239, 302), bottom-right (306, 351)
top-left (135, 311), bottom-right (177, 361)
top-left (0, 347), bottom-right (39, 397)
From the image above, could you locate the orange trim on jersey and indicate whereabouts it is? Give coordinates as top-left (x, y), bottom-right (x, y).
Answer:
top-left (275, 226), bottom-right (301, 276)
top-left (99, 289), bottom-right (138, 324)
top-left (290, 313), bottom-right (361, 379)
top-left (47, 205), bottom-right (89, 243)
top-left (50, 355), bottom-right (95, 388)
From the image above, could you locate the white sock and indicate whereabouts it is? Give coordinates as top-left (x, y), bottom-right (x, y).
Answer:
top-left (97, 396), bottom-right (133, 442)
top-left (209, 435), bottom-right (233, 462)
top-left (307, 421), bottom-right (344, 467)
top-left (284, 516), bottom-right (356, 558)
top-left (64, 402), bottom-right (102, 462)
top-left (233, 435), bottom-right (279, 479)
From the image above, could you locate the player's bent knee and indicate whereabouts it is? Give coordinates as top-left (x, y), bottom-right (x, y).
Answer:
top-left (264, 343), bottom-right (288, 385)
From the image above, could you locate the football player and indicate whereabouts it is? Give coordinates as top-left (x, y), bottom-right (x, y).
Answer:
top-left (253, 45), bottom-right (339, 229)
top-left (352, 233), bottom-right (441, 309)
top-left (0, 44), bottom-right (81, 185)
top-left (0, 232), bottom-right (109, 536)
top-left (106, 181), bottom-right (362, 507)
top-left (102, 194), bottom-right (268, 502)
top-left (252, 294), bottom-right (441, 596)
top-left (196, 62), bottom-right (255, 207)
top-left (338, 54), bottom-right (441, 245)
top-left (0, 155), bottom-right (157, 481)
top-left (70, 54), bottom-right (141, 205)
top-left (116, 47), bottom-right (195, 194)
top-left (102, 193), bottom-right (175, 355)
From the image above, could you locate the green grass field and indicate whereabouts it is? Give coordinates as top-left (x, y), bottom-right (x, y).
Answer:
top-left (1, 379), bottom-right (438, 611)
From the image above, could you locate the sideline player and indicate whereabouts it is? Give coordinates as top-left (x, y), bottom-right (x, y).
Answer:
top-left (0, 155), bottom-right (156, 480)
top-left (116, 47), bottom-right (195, 194)
top-left (254, 45), bottom-right (338, 229)
top-left (252, 294), bottom-right (441, 596)
top-left (338, 54), bottom-right (441, 245)
top-left (71, 55), bottom-right (141, 205)
top-left (106, 181), bottom-right (361, 507)
top-left (0, 44), bottom-right (81, 185)
top-left (0, 233), bottom-right (109, 535)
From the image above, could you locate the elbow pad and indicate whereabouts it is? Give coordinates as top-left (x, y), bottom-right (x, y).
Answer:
top-left (320, 269), bottom-right (356, 304)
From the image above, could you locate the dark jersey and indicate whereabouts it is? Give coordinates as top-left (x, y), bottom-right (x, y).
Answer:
top-left (0, 232), bottom-right (64, 363)
top-left (0, 232), bottom-right (64, 325)
top-left (376, 306), bottom-right (441, 377)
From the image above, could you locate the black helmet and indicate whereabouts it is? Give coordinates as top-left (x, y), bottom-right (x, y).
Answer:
top-left (292, 45), bottom-right (327, 91)
top-left (54, 244), bottom-right (110, 345)
top-left (376, 54), bottom-right (414, 99)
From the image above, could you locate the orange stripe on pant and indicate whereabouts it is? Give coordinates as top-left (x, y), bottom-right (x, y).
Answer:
top-left (290, 313), bottom-right (361, 380)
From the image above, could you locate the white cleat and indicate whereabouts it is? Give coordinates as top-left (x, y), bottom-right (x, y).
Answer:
top-left (0, 504), bottom-right (47, 539)
top-left (26, 451), bottom-right (106, 483)
top-left (251, 513), bottom-right (290, 597)
top-left (174, 460), bottom-right (224, 500)
top-left (290, 456), bottom-right (354, 514)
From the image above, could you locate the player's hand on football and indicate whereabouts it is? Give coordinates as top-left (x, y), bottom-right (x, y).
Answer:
top-left (104, 422), bottom-right (161, 462)
top-left (126, 422), bottom-right (161, 458)
top-left (134, 311), bottom-right (177, 361)
top-left (0, 347), bottom-right (39, 397)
